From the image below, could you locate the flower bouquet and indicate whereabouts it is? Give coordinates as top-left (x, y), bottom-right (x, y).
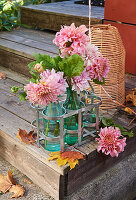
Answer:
top-left (12, 23), bottom-right (110, 151)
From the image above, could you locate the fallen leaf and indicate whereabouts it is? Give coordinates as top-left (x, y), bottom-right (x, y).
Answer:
top-left (68, 159), bottom-right (79, 170)
top-left (0, 170), bottom-right (16, 193)
top-left (17, 129), bottom-right (36, 145)
top-left (9, 184), bottom-right (25, 198)
top-left (60, 151), bottom-right (84, 162)
top-left (24, 179), bottom-right (32, 184)
top-left (0, 72), bottom-right (6, 79)
top-left (124, 107), bottom-right (133, 115)
top-left (47, 151), bottom-right (84, 170)
top-left (126, 89), bottom-right (136, 106)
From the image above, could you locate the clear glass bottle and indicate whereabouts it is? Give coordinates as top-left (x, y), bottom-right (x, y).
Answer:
top-left (43, 101), bottom-right (65, 152)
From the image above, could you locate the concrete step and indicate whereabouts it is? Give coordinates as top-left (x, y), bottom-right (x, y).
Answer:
top-left (20, 1), bottom-right (104, 31)
top-left (0, 28), bottom-right (57, 76)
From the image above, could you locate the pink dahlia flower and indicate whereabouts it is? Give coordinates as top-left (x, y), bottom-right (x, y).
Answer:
top-left (85, 56), bottom-right (110, 82)
top-left (24, 69), bottom-right (67, 106)
top-left (96, 127), bottom-right (126, 157)
top-left (71, 70), bottom-right (90, 94)
top-left (53, 23), bottom-right (89, 57)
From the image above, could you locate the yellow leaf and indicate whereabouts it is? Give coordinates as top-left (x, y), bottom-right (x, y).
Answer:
top-left (47, 154), bottom-right (60, 161)
top-left (56, 157), bottom-right (68, 167)
top-left (68, 160), bottom-right (79, 170)
top-left (49, 151), bottom-right (61, 157)
top-left (124, 107), bottom-right (133, 114)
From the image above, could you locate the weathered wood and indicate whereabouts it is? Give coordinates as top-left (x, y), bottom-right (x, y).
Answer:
top-left (21, 2), bottom-right (103, 31)
top-left (0, 28), bottom-right (55, 45)
top-left (0, 48), bottom-right (32, 76)
top-left (66, 134), bottom-right (136, 195)
top-left (0, 32), bottom-right (58, 54)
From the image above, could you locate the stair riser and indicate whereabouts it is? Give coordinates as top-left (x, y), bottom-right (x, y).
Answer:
top-left (21, 7), bottom-right (102, 31)
top-left (0, 49), bottom-right (32, 77)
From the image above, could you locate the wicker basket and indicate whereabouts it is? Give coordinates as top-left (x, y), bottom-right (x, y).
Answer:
top-left (89, 24), bottom-right (125, 109)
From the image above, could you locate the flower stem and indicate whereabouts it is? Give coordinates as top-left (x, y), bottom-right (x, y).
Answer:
top-left (45, 102), bottom-right (52, 149)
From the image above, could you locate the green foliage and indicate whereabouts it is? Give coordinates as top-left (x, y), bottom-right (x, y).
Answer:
top-left (11, 85), bottom-right (19, 93)
top-left (18, 91), bottom-right (27, 102)
top-left (59, 54), bottom-right (84, 78)
top-left (0, 0), bottom-right (23, 31)
top-left (93, 77), bottom-right (105, 85)
top-left (101, 117), bottom-right (134, 138)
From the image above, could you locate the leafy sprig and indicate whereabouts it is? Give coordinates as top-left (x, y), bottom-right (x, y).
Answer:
top-left (101, 117), bottom-right (134, 138)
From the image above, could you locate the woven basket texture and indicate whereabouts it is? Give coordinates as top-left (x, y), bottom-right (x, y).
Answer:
top-left (89, 24), bottom-right (125, 109)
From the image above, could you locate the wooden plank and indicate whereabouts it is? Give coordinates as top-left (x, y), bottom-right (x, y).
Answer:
top-left (0, 65), bottom-right (28, 85)
top-left (0, 32), bottom-right (58, 54)
top-left (0, 38), bottom-right (55, 59)
top-left (0, 28), bottom-right (55, 45)
top-left (0, 129), bottom-right (61, 200)
top-left (66, 134), bottom-right (136, 195)
top-left (0, 48), bottom-right (32, 76)
top-left (21, 3), bottom-right (103, 31)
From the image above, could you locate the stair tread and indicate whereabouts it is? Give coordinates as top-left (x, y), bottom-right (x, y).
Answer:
top-left (22, 1), bottom-right (104, 19)
top-left (0, 29), bottom-right (57, 59)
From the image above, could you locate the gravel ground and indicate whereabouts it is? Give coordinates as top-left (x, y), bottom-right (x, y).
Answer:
top-left (0, 156), bottom-right (54, 200)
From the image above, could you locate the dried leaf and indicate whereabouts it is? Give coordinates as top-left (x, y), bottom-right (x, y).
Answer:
top-left (47, 151), bottom-right (84, 170)
top-left (68, 160), bottom-right (79, 170)
top-left (0, 170), bottom-right (16, 193)
top-left (60, 151), bottom-right (84, 162)
top-left (126, 89), bottom-right (136, 106)
top-left (124, 107), bottom-right (133, 115)
top-left (9, 184), bottom-right (25, 198)
top-left (17, 129), bottom-right (36, 145)
top-left (0, 72), bottom-right (6, 80)
top-left (56, 157), bottom-right (68, 167)
top-left (24, 179), bottom-right (32, 184)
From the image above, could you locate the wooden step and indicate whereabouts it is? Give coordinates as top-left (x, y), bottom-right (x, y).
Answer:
top-left (21, 1), bottom-right (104, 31)
top-left (0, 28), bottom-right (57, 76)
top-left (0, 66), bottom-right (136, 200)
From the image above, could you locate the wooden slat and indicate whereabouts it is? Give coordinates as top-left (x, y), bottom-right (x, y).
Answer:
top-left (0, 38), bottom-right (55, 59)
top-left (0, 49), bottom-right (32, 76)
top-left (0, 28), bottom-right (55, 45)
top-left (21, 2), bottom-right (103, 31)
top-left (0, 32), bottom-right (58, 54)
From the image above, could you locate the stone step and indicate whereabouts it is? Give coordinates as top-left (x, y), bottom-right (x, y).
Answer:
top-left (20, 1), bottom-right (104, 31)
top-left (0, 28), bottom-right (57, 76)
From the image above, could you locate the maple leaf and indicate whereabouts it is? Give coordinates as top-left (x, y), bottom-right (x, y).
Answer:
top-left (9, 184), bottom-right (25, 198)
top-left (0, 72), bottom-right (6, 80)
top-left (17, 129), bottom-right (36, 145)
top-left (126, 89), bottom-right (136, 107)
top-left (0, 170), bottom-right (16, 193)
top-left (60, 151), bottom-right (84, 162)
top-left (47, 151), bottom-right (84, 170)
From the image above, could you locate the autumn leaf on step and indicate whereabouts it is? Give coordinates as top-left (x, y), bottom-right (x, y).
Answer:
top-left (9, 184), bottom-right (25, 198)
top-left (17, 129), bottom-right (36, 145)
top-left (0, 72), bottom-right (6, 80)
top-left (126, 89), bottom-right (136, 106)
top-left (47, 151), bottom-right (84, 170)
top-left (124, 107), bottom-right (133, 115)
top-left (60, 151), bottom-right (84, 162)
top-left (0, 170), bottom-right (16, 193)
top-left (24, 179), bottom-right (32, 184)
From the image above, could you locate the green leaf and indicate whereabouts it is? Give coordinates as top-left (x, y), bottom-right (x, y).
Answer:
top-left (114, 123), bottom-right (126, 131)
top-left (11, 86), bottom-right (19, 93)
top-left (101, 117), bottom-right (114, 127)
top-left (19, 92), bottom-right (27, 102)
top-left (93, 77), bottom-right (105, 85)
top-left (121, 130), bottom-right (134, 138)
top-left (59, 54), bottom-right (84, 78)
